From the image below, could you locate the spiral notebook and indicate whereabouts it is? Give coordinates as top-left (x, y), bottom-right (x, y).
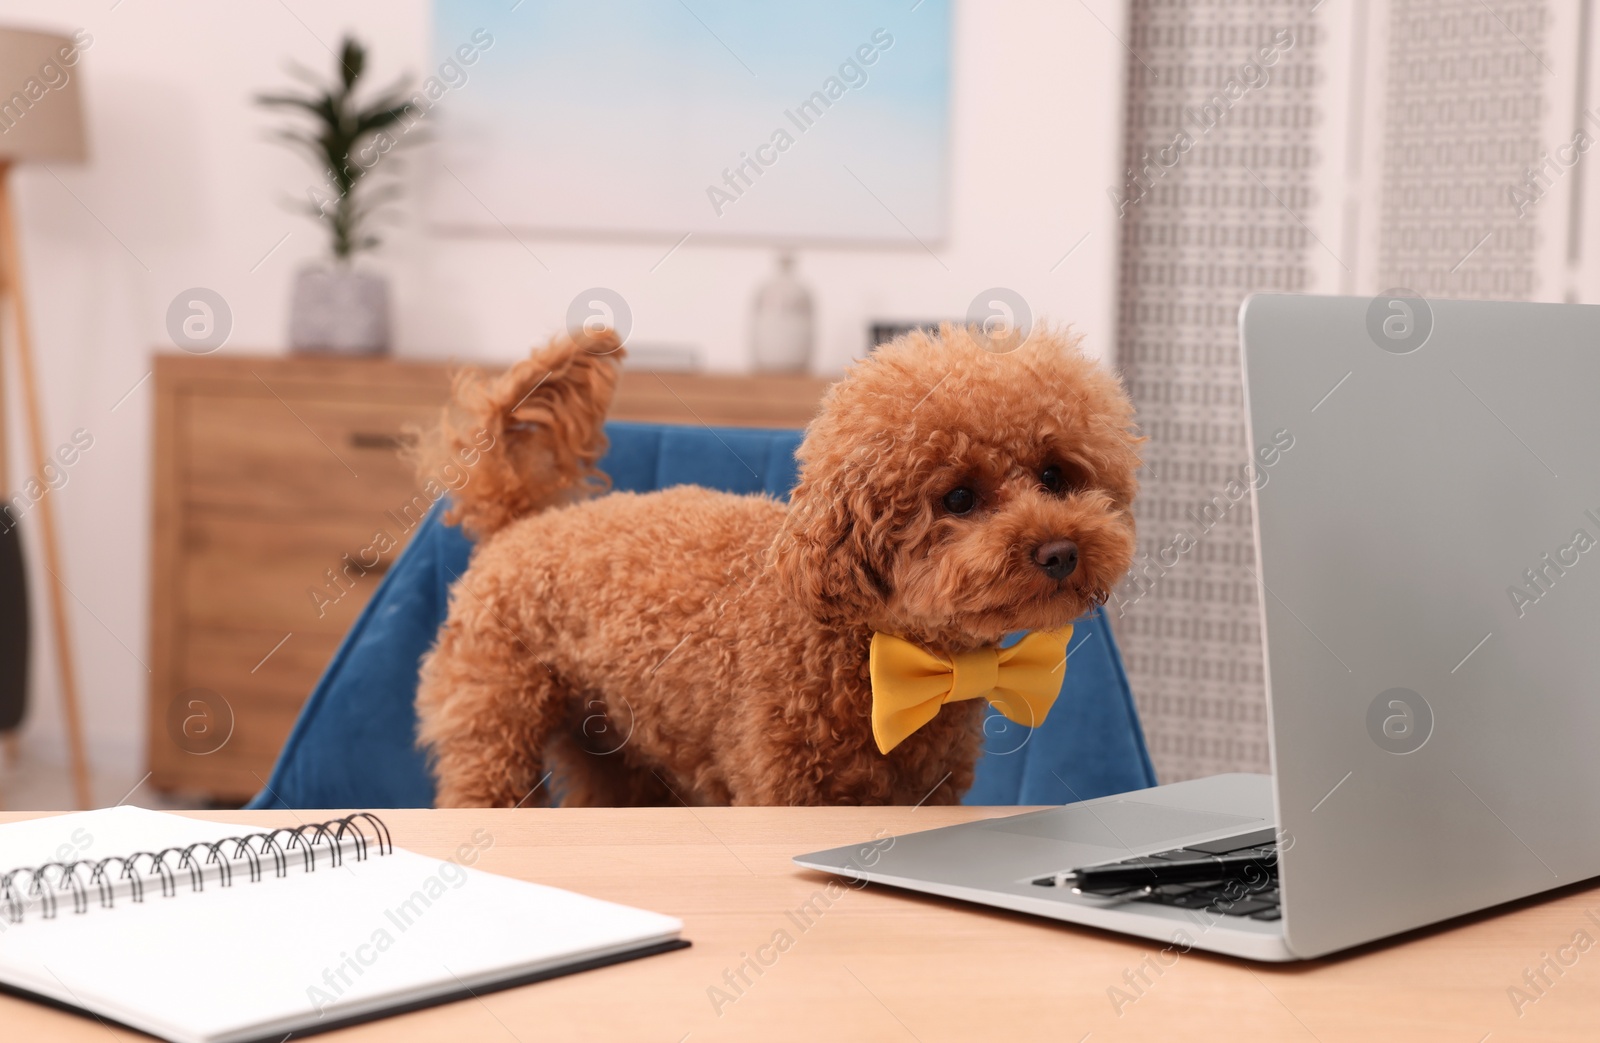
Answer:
top-left (0, 806), bottom-right (686, 1043)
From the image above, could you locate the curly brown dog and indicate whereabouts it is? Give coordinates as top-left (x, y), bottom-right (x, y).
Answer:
top-left (415, 323), bottom-right (1141, 807)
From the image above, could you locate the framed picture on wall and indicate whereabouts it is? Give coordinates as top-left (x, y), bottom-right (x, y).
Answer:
top-left (427, 0), bottom-right (951, 244)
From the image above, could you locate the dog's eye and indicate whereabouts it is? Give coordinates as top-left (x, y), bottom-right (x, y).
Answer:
top-left (942, 487), bottom-right (977, 515)
top-left (1040, 466), bottom-right (1066, 494)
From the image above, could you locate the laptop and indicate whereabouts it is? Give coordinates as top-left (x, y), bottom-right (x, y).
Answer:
top-left (795, 292), bottom-right (1600, 961)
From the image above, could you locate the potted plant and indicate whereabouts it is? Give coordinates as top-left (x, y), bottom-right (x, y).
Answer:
top-left (258, 37), bottom-right (413, 356)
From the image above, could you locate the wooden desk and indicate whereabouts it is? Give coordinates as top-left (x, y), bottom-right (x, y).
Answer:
top-left (3, 807), bottom-right (1596, 1041)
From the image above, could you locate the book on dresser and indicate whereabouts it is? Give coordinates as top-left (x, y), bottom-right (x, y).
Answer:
top-left (147, 353), bottom-right (831, 801)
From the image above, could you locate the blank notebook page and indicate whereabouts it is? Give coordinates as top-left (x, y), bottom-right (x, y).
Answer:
top-left (0, 807), bottom-right (684, 1043)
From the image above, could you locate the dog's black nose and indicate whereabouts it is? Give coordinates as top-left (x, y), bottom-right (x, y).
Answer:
top-left (1033, 540), bottom-right (1079, 580)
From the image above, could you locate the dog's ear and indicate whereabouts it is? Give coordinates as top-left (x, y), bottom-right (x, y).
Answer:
top-left (772, 461), bottom-right (894, 625)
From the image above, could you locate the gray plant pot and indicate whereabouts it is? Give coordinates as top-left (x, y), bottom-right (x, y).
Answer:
top-left (289, 265), bottom-right (391, 356)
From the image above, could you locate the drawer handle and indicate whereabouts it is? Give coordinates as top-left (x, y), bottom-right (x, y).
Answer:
top-left (343, 553), bottom-right (393, 577)
top-left (347, 431), bottom-right (414, 451)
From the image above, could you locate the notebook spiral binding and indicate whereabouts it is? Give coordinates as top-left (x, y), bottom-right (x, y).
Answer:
top-left (0, 812), bottom-right (393, 925)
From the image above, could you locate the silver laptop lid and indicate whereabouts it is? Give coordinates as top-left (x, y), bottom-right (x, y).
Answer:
top-left (1241, 293), bottom-right (1600, 958)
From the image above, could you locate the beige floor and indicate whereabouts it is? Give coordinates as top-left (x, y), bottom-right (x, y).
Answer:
top-left (0, 745), bottom-right (195, 811)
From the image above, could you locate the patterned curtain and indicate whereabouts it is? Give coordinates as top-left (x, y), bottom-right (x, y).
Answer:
top-left (1109, 0), bottom-right (1552, 782)
top-left (1110, 0), bottom-right (1326, 781)
top-left (1377, 0), bottom-right (1547, 297)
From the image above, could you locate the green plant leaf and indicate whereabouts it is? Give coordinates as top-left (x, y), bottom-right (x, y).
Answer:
top-left (355, 183), bottom-right (404, 206)
top-left (339, 38), bottom-right (365, 90)
top-left (369, 74), bottom-right (415, 106)
top-left (255, 92), bottom-right (323, 112)
top-left (254, 90), bottom-right (316, 106)
top-left (267, 130), bottom-right (329, 166)
top-left (283, 60), bottom-right (327, 88)
top-left (259, 34), bottom-right (412, 260)
top-left (356, 105), bottom-right (415, 135)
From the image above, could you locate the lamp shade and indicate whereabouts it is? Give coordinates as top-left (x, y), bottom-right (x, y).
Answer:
top-left (0, 27), bottom-right (88, 164)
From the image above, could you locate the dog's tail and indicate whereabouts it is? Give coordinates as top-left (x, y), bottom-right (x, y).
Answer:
top-left (413, 328), bottom-right (624, 540)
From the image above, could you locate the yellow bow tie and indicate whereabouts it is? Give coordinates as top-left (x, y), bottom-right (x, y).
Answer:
top-left (867, 625), bottom-right (1073, 755)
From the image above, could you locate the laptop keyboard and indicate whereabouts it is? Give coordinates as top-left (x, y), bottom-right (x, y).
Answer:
top-left (1031, 827), bottom-right (1283, 922)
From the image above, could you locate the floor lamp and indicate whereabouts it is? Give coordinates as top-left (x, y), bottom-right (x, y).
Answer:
top-left (0, 27), bottom-right (92, 808)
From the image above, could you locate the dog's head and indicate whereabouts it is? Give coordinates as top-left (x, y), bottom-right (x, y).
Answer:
top-left (774, 324), bottom-right (1142, 649)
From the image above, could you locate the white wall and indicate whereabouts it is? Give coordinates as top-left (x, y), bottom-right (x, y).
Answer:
top-left (0, 0), bottom-right (1126, 794)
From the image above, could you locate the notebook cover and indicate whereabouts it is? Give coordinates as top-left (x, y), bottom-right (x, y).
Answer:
top-left (0, 937), bottom-right (691, 1042)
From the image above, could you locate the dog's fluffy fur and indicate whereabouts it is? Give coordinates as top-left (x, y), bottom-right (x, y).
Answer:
top-left (415, 325), bottom-right (1142, 807)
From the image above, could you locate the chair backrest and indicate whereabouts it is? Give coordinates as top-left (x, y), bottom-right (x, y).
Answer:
top-left (249, 421), bottom-right (1154, 809)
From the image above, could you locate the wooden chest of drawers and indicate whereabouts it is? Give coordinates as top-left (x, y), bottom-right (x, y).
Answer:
top-left (147, 354), bottom-right (830, 801)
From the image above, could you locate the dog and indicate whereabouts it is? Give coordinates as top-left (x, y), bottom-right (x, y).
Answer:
top-left (414, 323), bottom-right (1142, 807)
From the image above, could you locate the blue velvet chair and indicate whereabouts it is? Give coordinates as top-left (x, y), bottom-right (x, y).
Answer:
top-left (249, 421), bottom-right (1155, 809)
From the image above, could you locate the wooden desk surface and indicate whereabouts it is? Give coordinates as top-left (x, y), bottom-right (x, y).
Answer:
top-left (3, 807), bottom-right (1596, 1042)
